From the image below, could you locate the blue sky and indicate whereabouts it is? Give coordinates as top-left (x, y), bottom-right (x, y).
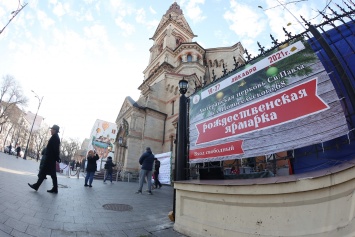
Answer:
top-left (0, 0), bottom-right (350, 142)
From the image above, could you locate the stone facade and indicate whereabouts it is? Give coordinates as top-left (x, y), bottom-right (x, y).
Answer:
top-left (174, 163), bottom-right (355, 237)
top-left (114, 2), bottom-right (245, 178)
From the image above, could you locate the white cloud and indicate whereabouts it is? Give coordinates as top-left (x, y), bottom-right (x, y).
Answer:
top-left (36, 10), bottom-right (55, 29)
top-left (184, 0), bottom-right (206, 24)
top-left (124, 42), bottom-right (136, 51)
top-left (224, 0), bottom-right (266, 39)
top-left (83, 0), bottom-right (96, 4)
top-left (115, 16), bottom-right (135, 36)
top-left (149, 6), bottom-right (156, 15)
top-left (2, 24), bottom-right (142, 141)
top-left (214, 30), bottom-right (232, 47)
top-left (84, 10), bottom-right (94, 21)
top-left (135, 8), bottom-right (159, 31)
top-left (135, 8), bottom-right (145, 24)
top-left (262, 0), bottom-right (319, 43)
top-left (52, 3), bottom-right (66, 17)
top-left (109, 0), bottom-right (135, 17)
top-left (83, 24), bottom-right (117, 55)
top-left (109, 0), bottom-right (124, 9)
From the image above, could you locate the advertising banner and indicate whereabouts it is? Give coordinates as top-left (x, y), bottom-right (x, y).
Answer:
top-left (189, 38), bottom-right (348, 163)
top-left (155, 152), bottom-right (172, 185)
top-left (87, 119), bottom-right (118, 169)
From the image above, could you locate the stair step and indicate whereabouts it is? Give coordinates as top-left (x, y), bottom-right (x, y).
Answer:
top-left (93, 171), bottom-right (122, 181)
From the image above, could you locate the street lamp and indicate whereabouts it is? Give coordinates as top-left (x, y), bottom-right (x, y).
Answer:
top-left (176, 78), bottom-right (188, 181)
top-left (23, 90), bottom-right (43, 160)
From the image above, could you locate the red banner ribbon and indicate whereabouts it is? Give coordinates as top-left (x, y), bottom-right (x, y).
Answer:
top-left (195, 79), bottom-right (328, 145)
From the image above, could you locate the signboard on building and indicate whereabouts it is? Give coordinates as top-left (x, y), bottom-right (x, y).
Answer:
top-left (88, 119), bottom-right (118, 169)
top-left (189, 38), bottom-right (348, 163)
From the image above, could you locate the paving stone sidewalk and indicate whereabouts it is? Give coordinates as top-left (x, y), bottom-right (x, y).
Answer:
top-left (0, 153), bottom-right (186, 237)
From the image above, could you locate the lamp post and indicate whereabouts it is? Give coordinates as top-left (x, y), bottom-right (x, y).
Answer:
top-left (23, 90), bottom-right (43, 160)
top-left (176, 78), bottom-right (188, 181)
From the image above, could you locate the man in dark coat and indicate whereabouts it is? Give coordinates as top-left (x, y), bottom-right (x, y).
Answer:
top-left (28, 125), bottom-right (61, 193)
top-left (8, 144), bottom-right (12, 154)
top-left (153, 158), bottom-right (162, 189)
top-left (136, 147), bottom-right (155, 195)
top-left (16, 146), bottom-right (21, 158)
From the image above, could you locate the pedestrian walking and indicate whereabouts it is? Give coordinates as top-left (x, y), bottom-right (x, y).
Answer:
top-left (136, 147), bottom-right (155, 195)
top-left (16, 146), bottom-right (21, 158)
top-left (71, 160), bottom-right (75, 171)
top-left (8, 144), bottom-right (12, 154)
top-left (84, 150), bottom-right (99, 187)
top-left (103, 156), bottom-right (116, 183)
top-left (28, 125), bottom-right (61, 194)
top-left (153, 158), bottom-right (162, 189)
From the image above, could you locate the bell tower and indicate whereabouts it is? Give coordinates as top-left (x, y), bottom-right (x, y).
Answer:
top-left (115, 2), bottom-right (245, 176)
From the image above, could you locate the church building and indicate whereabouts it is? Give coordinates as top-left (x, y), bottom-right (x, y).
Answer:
top-left (114, 2), bottom-right (245, 176)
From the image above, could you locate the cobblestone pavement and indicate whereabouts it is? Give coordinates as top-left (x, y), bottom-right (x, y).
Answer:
top-left (0, 152), bottom-right (186, 237)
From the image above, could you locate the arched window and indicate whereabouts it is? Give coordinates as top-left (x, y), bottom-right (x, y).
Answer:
top-left (214, 59), bottom-right (219, 67)
top-left (158, 42), bottom-right (163, 54)
top-left (187, 55), bottom-right (192, 62)
top-left (171, 100), bottom-right (175, 115)
top-left (176, 37), bottom-right (183, 47)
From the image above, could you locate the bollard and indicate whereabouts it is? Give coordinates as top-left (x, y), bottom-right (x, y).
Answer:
top-left (77, 168), bottom-right (80, 179)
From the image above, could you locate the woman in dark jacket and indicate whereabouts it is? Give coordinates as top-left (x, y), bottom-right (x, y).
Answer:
top-left (84, 150), bottom-right (99, 187)
top-left (104, 156), bottom-right (116, 183)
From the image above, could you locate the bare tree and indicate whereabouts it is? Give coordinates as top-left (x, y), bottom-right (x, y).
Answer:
top-left (0, 75), bottom-right (28, 133)
top-left (60, 138), bottom-right (80, 164)
top-left (1, 102), bottom-right (26, 150)
top-left (31, 126), bottom-right (51, 161)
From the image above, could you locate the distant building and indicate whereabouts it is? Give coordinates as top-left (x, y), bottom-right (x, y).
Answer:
top-left (81, 138), bottom-right (90, 151)
top-left (74, 138), bottom-right (91, 164)
top-left (0, 103), bottom-right (26, 151)
top-left (24, 111), bottom-right (44, 132)
top-left (23, 111), bottom-right (46, 158)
